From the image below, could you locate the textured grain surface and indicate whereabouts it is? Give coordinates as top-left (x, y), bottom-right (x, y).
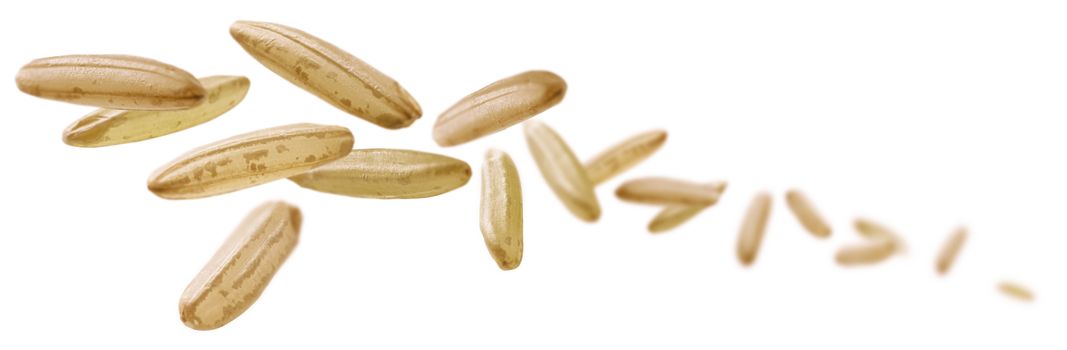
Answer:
top-left (289, 148), bottom-right (471, 199)
top-left (998, 281), bottom-right (1034, 302)
top-left (585, 129), bottom-right (667, 185)
top-left (616, 177), bottom-right (722, 206)
top-left (524, 120), bottom-right (600, 222)
top-left (434, 71), bottom-right (566, 147)
top-left (736, 192), bottom-right (772, 266)
top-left (16, 54), bottom-right (205, 110)
top-left (230, 21), bottom-right (421, 129)
top-left (480, 149), bottom-right (523, 270)
top-left (935, 227), bottom-right (968, 275)
top-left (785, 189), bottom-right (832, 238)
top-left (148, 123), bottom-right (354, 199)
top-left (647, 182), bottom-right (727, 233)
top-left (63, 76), bottom-right (249, 147)
top-left (834, 239), bottom-right (895, 266)
top-left (179, 201), bottom-right (301, 330)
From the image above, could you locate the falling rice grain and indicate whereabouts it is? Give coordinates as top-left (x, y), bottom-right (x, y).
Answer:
top-left (584, 129), bottom-right (667, 185)
top-left (935, 227), bottom-right (968, 275)
top-left (736, 192), bottom-right (772, 266)
top-left (480, 149), bottom-right (523, 270)
top-left (524, 120), bottom-right (600, 222)
top-left (616, 177), bottom-right (722, 206)
top-left (647, 182), bottom-right (727, 233)
top-left (998, 281), bottom-right (1035, 302)
top-left (784, 189), bottom-right (831, 238)
top-left (835, 239), bottom-right (895, 266)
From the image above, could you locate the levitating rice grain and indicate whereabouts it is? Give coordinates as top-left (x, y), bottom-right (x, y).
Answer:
top-left (15, 54), bottom-right (205, 110)
top-left (148, 123), bottom-right (353, 199)
top-left (854, 218), bottom-right (907, 254)
top-left (230, 21), bottom-right (421, 129)
top-left (784, 189), bottom-right (831, 238)
top-left (480, 149), bottom-right (523, 270)
top-left (289, 149), bottom-right (471, 199)
top-left (63, 76), bottom-right (250, 147)
top-left (853, 218), bottom-right (897, 240)
top-left (434, 71), bottom-right (566, 146)
top-left (935, 227), bottom-right (968, 275)
top-left (834, 239), bottom-right (895, 266)
top-left (736, 192), bottom-right (772, 266)
top-left (649, 206), bottom-right (705, 233)
top-left (647, 182), bottom-right (727, 233)
top-left (179, 201), bottom-right (301, 330)
top-left (524, 120), bottom-right (600, 222)
top-left (616, 177), bottom-right (722, 206)
top-left (584, 129), bottom-right (667, 185)
top-left (998, 281), bottom-right (1035, 302)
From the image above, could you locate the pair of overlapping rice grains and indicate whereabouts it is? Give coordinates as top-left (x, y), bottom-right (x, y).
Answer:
top-left (149, 125), bottom-right (474, 200)
top-left (16, 55), bottom-right (254, 147)
top-left (615, 177), bottom-right (728, 233)
top-left (64, 75), bottom-right (250, 147)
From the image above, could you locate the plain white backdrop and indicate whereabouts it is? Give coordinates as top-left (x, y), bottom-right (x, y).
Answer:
top-left (1, 0), bottom-right (1063, 348)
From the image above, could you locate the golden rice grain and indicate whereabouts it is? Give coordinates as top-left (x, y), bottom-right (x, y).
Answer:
top-left (584, 129), bottom-right (667, 185)
top-left (480, 149), bottom-right (523, 270)
top-left (998, 281), bottom-right (1035, 302)
top-left (148, 123), bottom-right (353, 199)
top-left (289, 148), bottom-right (471, 199)
top-left (834, 239), bottom-right (895, 266)
top-left (434, 71), bottom-right (566, 146)
top-left (230, 21), bottom-right (421, 129)
top-left (15, 54), bottom-right (205, 110)
top-left (179, 201), bottom-right (301, 330)
top-left (784, 189), bottom-right (831, 238)
top-left (616, 177), bottom-right (722, 206)
top-left (736, 192), bottom-right (772, 266)
top-left (524, 120), bottom-right (601, 222)
top-left (935, 227), bottom-right (968, 275)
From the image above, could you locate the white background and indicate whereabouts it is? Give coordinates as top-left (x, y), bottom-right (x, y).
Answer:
top-left (1, 0), bottom-right (1063, 348)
